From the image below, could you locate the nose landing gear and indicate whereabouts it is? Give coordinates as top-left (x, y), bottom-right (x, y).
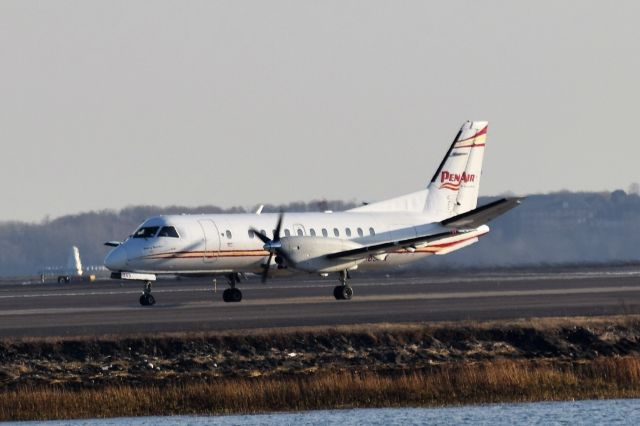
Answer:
top-left (139, 281), bottom-right (156, 306)
top-left (222, 273), bottom-right (243, 303)
top-left (222, 288), bottom-right (242, 302)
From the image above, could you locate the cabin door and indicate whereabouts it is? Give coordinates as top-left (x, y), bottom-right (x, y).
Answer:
top-left (198, 220), bottom-right (221, 263)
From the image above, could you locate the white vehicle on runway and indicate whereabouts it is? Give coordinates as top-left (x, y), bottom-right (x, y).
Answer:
top-left (104, 121), bottom-right (521, 305)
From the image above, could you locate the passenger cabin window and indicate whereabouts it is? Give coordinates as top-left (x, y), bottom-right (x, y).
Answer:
top-left (322, 228), bottom-right (328, 237)
top-left (333, 228), bottom-right (340, 237)
top-left (133, 226), bottom-right (159, 239)
top-left (297, 229), bottom-right (304, 236)
top-left (310, 228), bottom-right (316, 236)
top-left (345, 228), bottom-right (352, 237)
top-left (226, 230), bottom-right (232, 239)
top-left (284, 229), bottom-right (291, 237)
top-left (158, 226), bottom-right (179, 238)
top-left (357, 227), bottom-right (364, 237)
top-left (369, 227), bottom-right (376, 236)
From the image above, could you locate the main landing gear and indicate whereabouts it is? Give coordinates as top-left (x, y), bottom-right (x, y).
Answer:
top-left (139, 281), bottom-right (156, 306)
top-left (333, 270), bottom-right (354, 300)
top-left (222, 273), bottom-right (243, 303)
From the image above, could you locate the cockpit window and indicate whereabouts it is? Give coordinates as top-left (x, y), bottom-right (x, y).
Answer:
top-left (133, 226), bottom-right (159, 239)
top-left (158, 226), bottom-right (180, 238)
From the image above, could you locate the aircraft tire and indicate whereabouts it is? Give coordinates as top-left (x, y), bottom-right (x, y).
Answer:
top-left (340, 286), bottom-right (353, 300)
top-left (222, 288), bottom-right (242, 303)
top-left (333, 285), bottom-right (343, 300)
top-left (139, 294), bottom-right (156, 306)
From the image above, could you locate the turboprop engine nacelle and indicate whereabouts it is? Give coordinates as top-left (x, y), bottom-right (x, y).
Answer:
top-left (279, 236), bottom-right (365, 273)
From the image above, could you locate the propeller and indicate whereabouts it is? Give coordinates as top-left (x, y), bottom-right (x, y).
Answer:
top-left (250, 212), bottom-right (293, 283)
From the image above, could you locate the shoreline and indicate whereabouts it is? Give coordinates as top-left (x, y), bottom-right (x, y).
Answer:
top-left (2, 315), bottom-right (640, 420)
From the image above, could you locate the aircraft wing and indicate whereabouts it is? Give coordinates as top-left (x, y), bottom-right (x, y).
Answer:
top-left (326, 197), bottom-right (522, 262)
top-left (441, 197), bottom-right (523, 229)
top-left (325, 230), bottom-right (461, 261)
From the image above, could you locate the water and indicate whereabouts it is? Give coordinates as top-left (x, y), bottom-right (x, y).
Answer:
top-left (8, 399), bottom-right (640, 425)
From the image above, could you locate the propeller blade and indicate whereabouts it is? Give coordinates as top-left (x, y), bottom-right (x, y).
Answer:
top-left (261, 252), bottom-right (273, 284)
top-left (273, 212), bottom-right (284, 241)
top-left (253, 213), bottom-right (288, 284)
top-left (250, 228), bottom-right (271, 245)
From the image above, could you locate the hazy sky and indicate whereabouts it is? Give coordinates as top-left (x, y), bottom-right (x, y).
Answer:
top-left (1, 1), bottom-right (639, 222)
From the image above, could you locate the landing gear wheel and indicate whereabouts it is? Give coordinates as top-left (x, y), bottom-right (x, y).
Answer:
top-left (222, 288), bottom-right (242, 303)
top-left (334, 270), bottom-right (353, 300)
top-left (139, 281), bottom-right (155, 306)
top-left (333, 285), bottom-right (353, 300)
top-left (333, 285), bottom-right (342, 300)
top-left (341, 286), bottom-right (353, 300)
top-left (139, 293), bottom-right (156, 306)
top-left (222, 274), bottom-right (243, 302)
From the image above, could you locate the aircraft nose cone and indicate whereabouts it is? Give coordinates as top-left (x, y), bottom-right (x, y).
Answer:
top-left (104, 246), bottom-right (127, 271)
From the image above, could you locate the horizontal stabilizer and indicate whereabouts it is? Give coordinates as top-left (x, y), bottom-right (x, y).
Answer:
top-left (441, 197), bottom-right (523, 229)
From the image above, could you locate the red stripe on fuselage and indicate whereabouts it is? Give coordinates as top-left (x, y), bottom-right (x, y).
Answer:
top-left (138, 232), bottom-right (487, 261)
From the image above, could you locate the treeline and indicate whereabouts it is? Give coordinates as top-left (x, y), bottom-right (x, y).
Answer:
top-left (429, 190), bottom-right (640, 269)
top-left (1, 192), bottom-right (640, 276)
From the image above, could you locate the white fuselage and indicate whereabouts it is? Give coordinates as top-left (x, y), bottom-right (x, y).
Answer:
top-left (104, 211), bottom-right (488, 276)
top-left (104, 121), bottom-right (498, 280)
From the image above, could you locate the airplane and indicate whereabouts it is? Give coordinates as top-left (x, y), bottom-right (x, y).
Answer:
top-left (104, 121), bottom-right (522, 306)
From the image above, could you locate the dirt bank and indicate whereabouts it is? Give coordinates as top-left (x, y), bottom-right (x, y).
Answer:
top-left (1, 316), bottom-right (639, 391)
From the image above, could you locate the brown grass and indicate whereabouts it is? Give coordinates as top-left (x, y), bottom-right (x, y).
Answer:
top-left (2, 357), bottom-right (640, 421)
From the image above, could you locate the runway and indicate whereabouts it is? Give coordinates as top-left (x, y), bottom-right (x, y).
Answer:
top-left (1, 267), bottom-right (640, 337)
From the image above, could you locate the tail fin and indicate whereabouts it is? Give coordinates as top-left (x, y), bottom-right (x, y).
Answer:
top-left (424, 121), bottom-right (487, 219)
top-left (66, 246), bottom-right (83, 276)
